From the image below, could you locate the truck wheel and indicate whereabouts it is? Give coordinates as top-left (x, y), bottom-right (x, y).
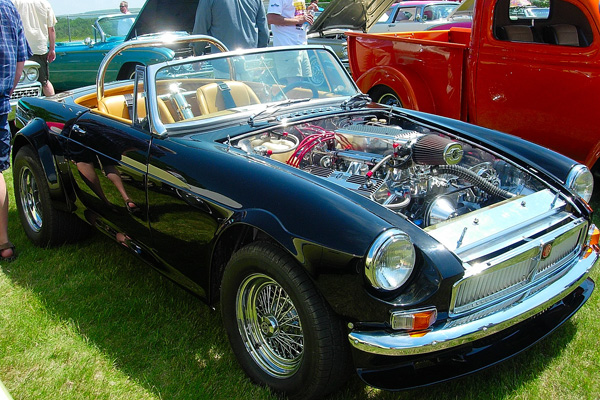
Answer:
top-left (220, 242), bottom-right (349, 400)
top-left (371, 87), bottom-right (402, 107)
top-left (13, 146), bottom-right (89, 246)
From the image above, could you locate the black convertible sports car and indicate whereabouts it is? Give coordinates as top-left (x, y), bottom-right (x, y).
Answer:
top-left (13, 36), bottom-right (599, 399)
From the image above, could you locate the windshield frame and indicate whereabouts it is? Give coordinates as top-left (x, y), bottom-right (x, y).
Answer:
top-left (144, 44), bottom-right (360, 136)
top-left (96, 14), bottom-right (137, 40)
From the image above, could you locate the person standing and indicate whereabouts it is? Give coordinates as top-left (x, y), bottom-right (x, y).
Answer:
top-left (119, 1), bottom-right (130, 14)
top-left (192, 0), bottom-right (269, 51)
top-left (267, 0), bottom-right (313, 46)
top-left (267, 0), bottom-right (313, 84)
top-left (0, 0), bottom-right (32, 261)
top-left (12, 0), bottom-right (57, 96)
top-left (117, 1), bottom-right (133, 35)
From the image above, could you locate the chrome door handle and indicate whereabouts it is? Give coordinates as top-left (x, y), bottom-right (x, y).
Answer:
top-left (71, 124), bottom-right (86, 135)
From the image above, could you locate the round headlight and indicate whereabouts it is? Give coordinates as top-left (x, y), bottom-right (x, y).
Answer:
top-left (26, 67), bottom-right (39, 82)
top-left (566, 165), bottom-right (594, 203)
top-left (365, 229), bottom-right (415, 291)
top-left (19, 71), bottom-right (25, 83)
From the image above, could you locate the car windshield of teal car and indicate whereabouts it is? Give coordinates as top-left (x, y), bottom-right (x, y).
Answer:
top-left (148, 47), bottom-right (359, 125)
top-left (98, 14), bottom-right (136, 38)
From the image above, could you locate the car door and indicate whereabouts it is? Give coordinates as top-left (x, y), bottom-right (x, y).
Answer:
top-left (64, 107), bottom-right (152, 256)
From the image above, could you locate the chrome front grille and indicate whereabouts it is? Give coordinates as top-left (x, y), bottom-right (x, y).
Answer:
top-left (450, 218), bottom-right (587, 316)
top-left (11, 86), bottom-right (42, 100)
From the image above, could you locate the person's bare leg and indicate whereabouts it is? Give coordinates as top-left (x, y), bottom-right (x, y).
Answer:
top-left (0, 173), bottom-right (13, 259)
top-left (43, 80), bottom-right (55, 96)
top-left (76, 162), bottom-right (110, 203)
top-left (103, 165), bottom-right (132, 203)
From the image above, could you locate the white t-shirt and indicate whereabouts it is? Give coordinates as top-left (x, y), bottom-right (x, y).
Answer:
top-left (13, 0), bottom-right (57, 55)
top-left (267, 0), bottom-right (307, 46)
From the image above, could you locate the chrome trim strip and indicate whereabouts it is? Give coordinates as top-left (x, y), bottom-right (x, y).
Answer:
top-left (348, 252), bottom-right (597, 356)
top-left (450, 219), bottom-right (586, 315)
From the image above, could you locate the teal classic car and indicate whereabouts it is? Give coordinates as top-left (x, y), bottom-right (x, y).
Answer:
top-left (51, 0), bottom-right (200, 91)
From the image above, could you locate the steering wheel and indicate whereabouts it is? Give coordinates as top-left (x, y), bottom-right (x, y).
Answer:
top-left (273, 80), bottom-right (319, 101)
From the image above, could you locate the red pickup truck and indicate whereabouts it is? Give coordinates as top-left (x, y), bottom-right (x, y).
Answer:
top-left (347, 0), bottom-right (600, 174)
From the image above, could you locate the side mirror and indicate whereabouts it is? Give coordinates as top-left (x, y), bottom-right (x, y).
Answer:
top-left (84, 37), bottom-right (93, 47)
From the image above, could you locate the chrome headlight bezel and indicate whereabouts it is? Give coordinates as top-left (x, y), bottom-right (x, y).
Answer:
top-left (25, 66), bottom-right (39, 82)
top-left (566, 164), bottom-right (594, 203)
top-left (365, 229), bottom-right (416, 291)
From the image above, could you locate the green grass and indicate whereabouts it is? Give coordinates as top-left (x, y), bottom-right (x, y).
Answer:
top-left (1, 168), bottom-right (599, 400)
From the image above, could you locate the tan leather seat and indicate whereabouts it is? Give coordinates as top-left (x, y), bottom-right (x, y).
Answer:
top-left (97, 95), bottom-right (131, 119)
top-left (97, 95), bottom-right (175, 123)
top-left (196, 81), bottom-right (260, 115)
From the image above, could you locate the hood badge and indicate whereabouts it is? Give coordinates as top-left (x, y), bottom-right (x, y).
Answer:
top-left (541, 242), bottom-right (553, 260)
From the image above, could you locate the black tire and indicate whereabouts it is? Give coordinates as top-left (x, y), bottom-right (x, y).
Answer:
top-left (221, 242), bottom-right (349, 400)
top-left (370, 86), bottom-right (402, 107)
top-left (117, 63), bottom-right (141, 80)
top-left (13, 146), bottom-right (89, 246)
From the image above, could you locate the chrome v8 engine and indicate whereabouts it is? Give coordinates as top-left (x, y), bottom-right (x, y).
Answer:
top-left (233, 116), bottom-right (536, 228)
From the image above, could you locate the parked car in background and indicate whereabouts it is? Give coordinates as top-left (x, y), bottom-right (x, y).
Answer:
top-left (370, 1), bottom-right (469, 33)
top-left (307, 0), bottom-right (472, 65)
top-left (51, 0), bottom-right (202, 92)
top-left (52, 14), bottom-right (138, 91)
top-left (9, 60), bottom-right (42, 122)
top-left (13, 35), bottom-right (598, 399)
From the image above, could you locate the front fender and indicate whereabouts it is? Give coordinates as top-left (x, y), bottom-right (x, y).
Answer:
top-left (355, 66), bottom-right (435, 113)
top-left (12, 118), bottom-right (73, 212)
top-left (231, 209), bottom-right (330, 274)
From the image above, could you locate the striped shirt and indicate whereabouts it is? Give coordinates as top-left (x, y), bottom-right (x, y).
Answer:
top-left (0, 0), bottom-right (32, 115)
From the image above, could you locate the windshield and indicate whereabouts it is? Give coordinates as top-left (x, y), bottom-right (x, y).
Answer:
top-left (423, 4), bottom-right (459, 20)
top-left (98, 14), bottom-right (136, 37)
top-left (151, 48), bottom-right (358, 124)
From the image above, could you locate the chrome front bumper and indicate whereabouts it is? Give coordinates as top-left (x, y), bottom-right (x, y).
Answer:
top-left (349, 251), bottom-right (598, 356)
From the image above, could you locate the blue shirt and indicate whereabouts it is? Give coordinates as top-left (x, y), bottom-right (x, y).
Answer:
top-left (192, 0), bottom-right (269, 51)
top-left (0, 0), bottom-right (32, 115)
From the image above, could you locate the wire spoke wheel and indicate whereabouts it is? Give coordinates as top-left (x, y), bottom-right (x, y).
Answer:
top-left (236, 273), bottom-right (304, 378)
top-left (18, 165), bottom-right (43, 233)
top-left (221, 242), bottom-right (349, 399)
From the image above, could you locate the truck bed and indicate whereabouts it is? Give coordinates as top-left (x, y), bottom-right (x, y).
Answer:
top-left (347, 28), bottom-right (472, 119)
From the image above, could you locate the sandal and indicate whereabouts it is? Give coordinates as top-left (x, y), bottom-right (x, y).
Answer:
top-left (0, 241), bottom-right (16, 262)
top-left (125, 198), bottom-right (140, 214)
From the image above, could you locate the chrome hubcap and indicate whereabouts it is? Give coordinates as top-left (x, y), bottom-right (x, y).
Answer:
top-left (19, 167), bottom-right (43, 232)
top-left (236, 273), bottom-right (303, 378)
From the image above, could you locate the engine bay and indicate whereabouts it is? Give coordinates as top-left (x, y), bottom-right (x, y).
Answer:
top-left (230, 111), bottom-right (547, 228)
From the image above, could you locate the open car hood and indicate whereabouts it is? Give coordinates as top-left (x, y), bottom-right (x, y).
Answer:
top-left (126, 0), bottom-right (199, 41)
top-left (308, 0), bottom-right (396, 35)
